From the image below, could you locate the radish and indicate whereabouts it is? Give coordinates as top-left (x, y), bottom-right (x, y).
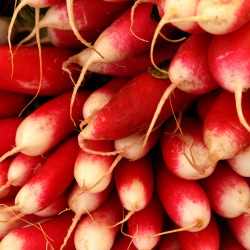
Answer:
top-left (2, 153), bottom-right (47, 190)
top-left (203, 89), bottom-right (250, 162)
top-left (0, 117), bottom-right (23, 156)
top-left (79, 72), bottom-right (195, 141)
top-left (126, 195), bottom-right (163, 250)
top-left (86, 42), bottom-right (180, 78)
top-left (60, 182), bottom-right (113, 250)
top-left (156, 157), bottom-right (211, 232)
top-left (74, 140), bottom-right (115, 193)
top-left (0, 90), bottom-right (30, 118)
top-left (208, 21), bottom-right (250, 132)
top-left (62, 3), bottom-right (160, 120)
top-left (200, 160), bottom-right (250, 218)
top-left (145, 32), bottom-right (218, 147)
top-left (0, 211), bottom-right (75, 250)
top-left (177, 215), bottom-right (220, 250)
top-left (8, 136), bottom-right (79, 215)
top-left (227, 146), bottom-right (250, 177)
top-left (0, 159), bottom-right (14, 194)
top-left (0, 45), bottom-right (75, 96)
top-left (74, 192), bottom-right (122, 250)
top-left (161, 115), bottom-right (217, 180)
top-left (113, 155), bottom-right (154, 224)
top-left (227, 213), bottom-right (250, 250)
top-left (0, 90), bottom-right (89, 163)
top-left (17, 0), bottom-right (131, 49)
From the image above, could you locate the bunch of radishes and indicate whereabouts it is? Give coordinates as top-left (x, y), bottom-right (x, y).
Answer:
top-left (0, 0), bottom-right (250, 249)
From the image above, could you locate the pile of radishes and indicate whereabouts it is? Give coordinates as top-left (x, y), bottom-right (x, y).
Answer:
top-left (0, 0), bottom-right (250, 249)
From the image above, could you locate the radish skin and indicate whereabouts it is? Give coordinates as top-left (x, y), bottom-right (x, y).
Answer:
top-left (13, 136), bottom-right (79, 215)
top-left (156, 157), bottom-right (211, 232)
top-left (208, 21), bottom-right (250, 132)
top-left (74, 192), bottom-right (122, 250)
top-left (200, 161), bottom-right (250, 218)
top-left (0, 90), bottom-right (89, 162)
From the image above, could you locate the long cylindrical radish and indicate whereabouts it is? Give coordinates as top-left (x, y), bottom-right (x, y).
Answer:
top-left (0, 211), bottom-right (75, 250)
top-left (74, 140), bottom-right (115, 193)
top-left (114, 156), bottom-right (154, 222)
top-left (86, 42), bottom-right (180, 78)
top-left (0, 90), bottom-right (30, 118)
top-left (161, 116), bottom-right (217, 180)
top-left (208, 22), bottom-right (250, 132)
top-left (203, 89), bottom-right (250, 162)
top-left (18, 0), bottom-right (131, 48)
top-left (79, 72), bottom-right (195, 141)
top-left (12, 136), bottom-right (79, 214)
top-left (200, 160), bottom-right (250, 218)
top-left (60, 182), bottom-right (113, 250)
top-left (156, 157), bottom-right (211, 232)
top-left (0, 45), bottom-right (75, 96)
top-left (62, 3), bottom-right (160, 119)
top-left (227, 146), bottom-right (250, 177)
top-left (227, 213), bottom-right (250, 250)
top-left (0, 90), bottom-right (89, 163)
top-left (74, 192), bottom-right (122, 250)
top-left (127, 195), bottom-right (163, 250)
top-left (177, 215), bottom-right (220, 250)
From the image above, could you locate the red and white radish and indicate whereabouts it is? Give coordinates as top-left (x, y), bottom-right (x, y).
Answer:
top-left (161, 115), bottom-right (217, 180)
top-left (156, 157), bottom-right (211, 232)
top-left (208, 21), bottom-right (250, 132)
top-left (203, 89), bottom-right (250, 162)
top-left (0, 90), bottom-right (89, 162)
top-left (200, 160), bottom-right (250, 218)
top-left (74, 192), bottom-right (122, 250)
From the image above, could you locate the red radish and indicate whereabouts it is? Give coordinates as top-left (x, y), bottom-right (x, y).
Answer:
top-left (0, 90), bottom-right (89, 163)
top-left (203, 89), bottom-right (250, 162)
top-left (79, 72), bottom-right (195, 141)
top-left (86, 42), bottom-right (180, 78)
top-left (0, 211), bottom-right (75, 250)
top-left (18, 0), bottom-right (131, 49)
top-left (227, 146), bottom-right (250, 177)
top-left (114, 156), bottom-right (154, 223)
top-left (145, 32), bottom-right (218, 146)
top-left (9, 136), bottom-right (79, 215)
top-left (82, 77), bottom-right (127, 121)
top-left (74, 140), bottom-right (115, 193)
top-left (2, 153), bottom-right (47, 189)
top-left (0, 159), bottom-right (14, 193)
top-left (161, 116), bottom-right (217, 180)
top-left (0, 117), bottom-right (23, 156)
top-left (0, 45), bottom-right (75, 96)
top-left (227, 213), bottom-right (250, 250)
top-left (126, 195), bottom-right (163, 250)
top-left (200, 160), bottom-right (250, 218)
top-left (195, 89), bottom-right (220, 122)
top-left (177, 215), bottom-right (220, 250)
top-left (60, 182), bottom-right (113, 250)
top-left (62, 3), bottom-right (160, 119)
top-left (74, 192), bottom-right (122, 250)
top-left (208, 22), bottom-right (250, 132)
top-left (0, 90), bottom-right (30, 118)
top-left (156, 157), bottom-right (211, 232)
top-left (158, 234), bottom-right (182, 250)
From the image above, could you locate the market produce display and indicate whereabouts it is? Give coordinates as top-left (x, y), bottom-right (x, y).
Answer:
top-left (0, 0), bottom-right (250, 249)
